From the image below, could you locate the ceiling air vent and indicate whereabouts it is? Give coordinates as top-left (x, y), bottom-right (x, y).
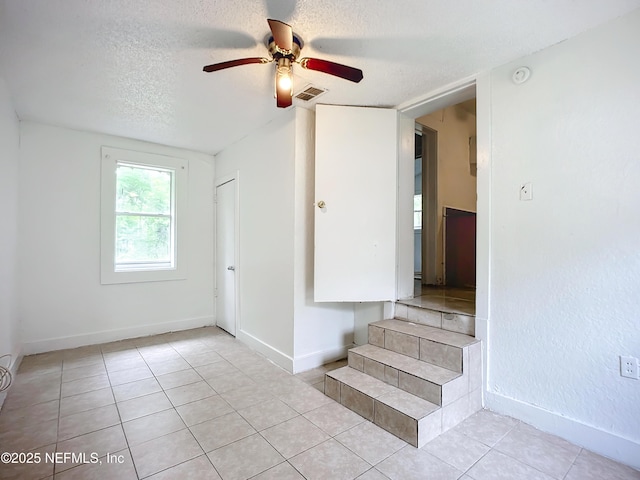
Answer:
top-left (294, 85), bottom-right (328, 102)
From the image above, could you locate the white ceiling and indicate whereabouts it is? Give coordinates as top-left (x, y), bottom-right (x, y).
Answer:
top-left (1, 0), bottom-right (639, 155)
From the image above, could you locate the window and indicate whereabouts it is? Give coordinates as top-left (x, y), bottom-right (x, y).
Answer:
top-left (101, 147), bottom-right (188, 284)
top-left (414, 194), bottom-right (422, 230)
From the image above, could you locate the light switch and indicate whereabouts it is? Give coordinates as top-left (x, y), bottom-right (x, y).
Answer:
top-left (520, 182), bottom-right (533, 201)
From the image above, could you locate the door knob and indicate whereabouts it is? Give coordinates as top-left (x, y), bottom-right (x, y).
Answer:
top-left (227, 266), bottom-right (235, 271)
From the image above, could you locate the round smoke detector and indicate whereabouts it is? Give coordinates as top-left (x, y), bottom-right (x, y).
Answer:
top-left (512, 66), bottom-right (531, 84)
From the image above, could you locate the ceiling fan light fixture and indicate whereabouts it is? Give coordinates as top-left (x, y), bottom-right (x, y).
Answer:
top-left (275, 57), bottom-right (293, 107)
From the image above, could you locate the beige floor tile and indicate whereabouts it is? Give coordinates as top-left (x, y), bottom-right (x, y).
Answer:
top-left (422, 428), bottom-right (490, 472)
top-left (107, 365), bottom-right (153, 387)
top-left (290, 439), bottom-right (371, 480)
top-left (277, 383), bottom-right (334, 414)
top-left (0, 399), bottom-right (59, 430)
top-left (205, 372), bottom-right (255, 393)
top-left (59, 387), bottom-right (114, 418)
top-left (155, 369), bottom-right (203, 390)
top-left (564, 449), bottom-right (640, 480)
top-left (123, 409), bottom-right (186, 446)
top-left (262, 416), bottom-right (330, 459)
top-left (53, 449), bottom-right (137, 480)
top-left (54, 425), bottom-right (127, 473)
top-left (116, 391), bottom-right (172, 422)
top-left (164, 381), bottom-right (216, 407)
top-left (0, 418), bottom-right (58, 452)
top-left (190, 411), bottom-right (256, 452)
top-left (336, 421), bottom-right (406, 465)
top-left (451, 410), bottom-right (518, 447)
top-left (61, 363), bottom-right (107, 383)
top-left (175, 395), bottom-right (234, 427)
top-left (61, 374), bottom-right (110, 398)
top-left (57, 404), bottom-right (120, 441)
top-left (304, 402), bottom-right (365, 436)
top-left (207, 434), bottom-right (284, 480)
top-left (376, 445), bottom-right (463, 480)
top-left (146, 454), bottom-right (221, 479)
top-left (2, 382), bottom-right (60, 411)
top-left (147, 357), bottom-right (192, 376)
top-left (130, 429), bottom-right (203, 478)
top-left (112, 377), bottom-right (162, 402)
top-left (194, 360), bottom-right (239, 380)
top-left (249, 461), bottom-right (305, 479)
top-left (356, 469), bottom-right (391, 480)
top-left (494, 423), bottom-right (580, 479)
top-left (237, 398), bottom-right (299, 431)
top-left (0, 443), bottom-right (56, 480)
top-left (220, 384), bottom-right (274, 410)
top-left (466, 450), bottom-right (555, 480)
top-left (180, 351), bottom-right (224, 368)
top-left (103, 356), bottom-right (148, 374)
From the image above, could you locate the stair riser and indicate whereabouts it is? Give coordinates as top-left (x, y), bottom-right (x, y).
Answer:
top-left (368, 324), bottom-right (464, 373)
top-left (349, 350), bottom-right (443, 405)
top-left (395, 304), bottom-right (475, 336)
top-left (325, 375), bottom-right (440, 447)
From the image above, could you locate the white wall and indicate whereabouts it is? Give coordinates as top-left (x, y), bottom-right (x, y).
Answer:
top-left (0, 77), bottom-right (20, 405)
top-left (18, 122), bottom-right (215, 353)
top-left (484, 9), bottom-right (640, 468)
top-left (215, 108), bottom-right (356, 372)
top-left (292, 108), bottom-right (355, 372)
top-left (215, 110), bottom-right (297, 368)
top-left (418, 105), bottom-right (477, 283)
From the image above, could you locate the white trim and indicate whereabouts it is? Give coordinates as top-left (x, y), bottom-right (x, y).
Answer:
top-left (100, 146), bottom-right (189, 284)
top-left (293, 344), bottom-right (354, 374)
top-left (21, 316), bottom-right (214, 355)
top-left (485, 391), bottom-right (640, 470)
top-left (236, 329), bottom-right (293, 373)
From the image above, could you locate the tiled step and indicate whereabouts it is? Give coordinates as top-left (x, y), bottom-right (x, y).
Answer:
top-left (368, 319), bottom-right (478, 373)
top-left (348, 343), bottom-right (464, 406)
top-left (325, 366), bottom-right (441, 447)
top-left (395, 302), bottom-right (475, 336)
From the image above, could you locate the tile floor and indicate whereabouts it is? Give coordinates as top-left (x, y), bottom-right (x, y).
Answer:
top-left (1, 326), bottom-right (638, 480)
top-left (404, 283), bottom-right (476, 316)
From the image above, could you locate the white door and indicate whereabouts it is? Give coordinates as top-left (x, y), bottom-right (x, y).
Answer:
top-left (314, 105), bottom-right (401, 302)
top-left (215, 177), bottom-right (237, 335)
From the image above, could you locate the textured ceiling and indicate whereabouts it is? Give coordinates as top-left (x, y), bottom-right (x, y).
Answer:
top-left (1, 0), bottom-right (639, 154)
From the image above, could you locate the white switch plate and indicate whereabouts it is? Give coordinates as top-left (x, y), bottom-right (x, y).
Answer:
top-left (620, 356), bottom-right (639, 379)
top-left (520, 182), bottom-right (533, 201)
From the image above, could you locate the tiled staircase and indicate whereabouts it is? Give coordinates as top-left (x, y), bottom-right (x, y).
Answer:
top-left (324, 303), bottom-right (482, 448)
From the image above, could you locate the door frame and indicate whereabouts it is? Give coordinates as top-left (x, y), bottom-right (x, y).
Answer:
top-left (215, 171), bottom-right (241, 335)
top-left (398, 76), bottom-right (490, 339)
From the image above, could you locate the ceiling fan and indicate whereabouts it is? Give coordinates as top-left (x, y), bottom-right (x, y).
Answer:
top-left (203, 19), bottom-right (363, 108)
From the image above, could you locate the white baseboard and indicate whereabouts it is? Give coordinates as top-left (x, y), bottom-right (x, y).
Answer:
top-left (485, 391), bottom-right (640, 471)
top-left (293, 344), bottom-right (353, 374)
top-left (21, 316), bottom-right (215, 355)
top-left (236, 329), bottom-right (294, 373)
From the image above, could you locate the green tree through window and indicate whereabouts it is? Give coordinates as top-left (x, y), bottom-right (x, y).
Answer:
top-left (115, 164), bottom-right (173, 267)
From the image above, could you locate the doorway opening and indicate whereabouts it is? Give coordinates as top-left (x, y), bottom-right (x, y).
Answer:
top-left (412, 98), bottom-right (477, 315)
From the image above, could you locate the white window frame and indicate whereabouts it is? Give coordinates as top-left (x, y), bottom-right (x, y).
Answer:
top-left (101, 146), bottom-right (188, 284)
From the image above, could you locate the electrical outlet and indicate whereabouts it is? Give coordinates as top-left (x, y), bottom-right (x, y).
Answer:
top-left (620, 356), bottom-right (639, 379)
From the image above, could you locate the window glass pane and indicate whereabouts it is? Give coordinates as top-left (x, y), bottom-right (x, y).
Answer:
top-left (413, 194), bottom-right (422, 211)
top-left (414, 211), bottom-right (422, 230)
top-left (116, 165), bottom-right (171, 215)
top-left (115, 215), bottom-right (171, 264)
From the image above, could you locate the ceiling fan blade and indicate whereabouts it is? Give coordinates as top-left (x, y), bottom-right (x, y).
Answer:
top-left (203, 57), bottom-right (271, 72)
top-left (299, 57), bottom-right (363, 83)
top-left (267, 19), bottom-right (293, 52)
